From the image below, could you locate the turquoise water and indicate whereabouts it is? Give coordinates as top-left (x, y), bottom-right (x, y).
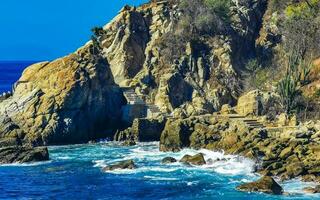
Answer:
top-left (0, 142), bottom-right (319, 199)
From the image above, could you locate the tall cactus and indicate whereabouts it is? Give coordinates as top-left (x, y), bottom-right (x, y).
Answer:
top-left (277, 55), bottom-right (313, 114)
top-left (277, 73), bottom-right (298, 114)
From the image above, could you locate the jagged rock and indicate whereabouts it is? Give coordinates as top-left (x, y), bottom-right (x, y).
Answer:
top-left (155, 73), bottom-right (193, 112)
top-left (180, 153), bottom-right (206, 165)
top-left (236, 176), bottom-right (283, 195)
top-left (0, 49), bottom-right (125, 146)
top-left (103, 159), bottom-right (136, 171)
top-left (0, 146), bottom-right (49, 164)
top-left (161, 157), bottom-right (177, 164)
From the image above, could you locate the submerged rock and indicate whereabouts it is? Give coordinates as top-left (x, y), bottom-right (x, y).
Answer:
top-left (180, 153), bottom-right (206, 166)
top-left (0, 146), bottom-right (49, 164)
top-left (103, 159), bottom-right (136, 171)
top-left (161, 157), bottom-right (177, 164)
top-left (236, 176), bottom-right (283, 195)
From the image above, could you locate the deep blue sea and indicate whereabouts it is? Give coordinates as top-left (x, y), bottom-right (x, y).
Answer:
top-left (0, 61), bottom-right (37, 93)
top-left (0, 62), bottom-right (319, 200)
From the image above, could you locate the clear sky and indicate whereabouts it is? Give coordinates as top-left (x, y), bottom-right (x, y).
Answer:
top-left (0, 0), bottom-right (148, 61)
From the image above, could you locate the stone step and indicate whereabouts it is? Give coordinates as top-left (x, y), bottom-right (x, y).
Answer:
top-left (227, 115), bottom-right (246, 119)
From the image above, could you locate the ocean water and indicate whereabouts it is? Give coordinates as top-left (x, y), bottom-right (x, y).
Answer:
top-left (0, 61), bottom-right (36, 93)
top-left (0, 63), bottom-right (319, 199)
top-left (0, 142), bottom-right (319, 200)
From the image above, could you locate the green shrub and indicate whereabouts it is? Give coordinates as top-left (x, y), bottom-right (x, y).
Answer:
top-left (245, 59), bottom-right (261, 72)
top-left (203, 0), bottom-right (231, 22)
top-left (91, 26), bottom-right (107, 37)
top-left (285, 0), bottom-right (320, 19)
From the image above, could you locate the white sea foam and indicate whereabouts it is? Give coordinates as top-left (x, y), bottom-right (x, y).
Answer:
top-left (97, 143), bottom-right (256, 177)
top-left (56, 156), bottom-right (72, 160)
top-left (93, 160), bottom-right (107, 168)
top-left (0, 160), bottom-right (52, 167)
top-left (282, 178), bottom-right (320, 195)
top-left (104, 168), bottom-right (137, 174)
top-left (144, 176), bottom-right (179, 181)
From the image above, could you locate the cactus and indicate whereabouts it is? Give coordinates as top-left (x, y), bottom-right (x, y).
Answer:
top-left (277, 55), bottom-right (313, 114)
top-left (277, 73), bottom-right (298, 114)
top-left (298, 59), bottom-right (312, 86)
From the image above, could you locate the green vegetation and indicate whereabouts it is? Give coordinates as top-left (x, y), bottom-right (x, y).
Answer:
top-left (159, 0), bottom-right (232, 63)
top-left (277, 72), bottom-right (299, 114)
top-left (285, 0), bottom-right (320, 19)
top-left (178, 0), bottom-right (231, 35)
top-left (277, 56), bottom-right (313, 114)
top-left (91, 26), bottom-right (107, 37)
top-left (90, 26), bottom-right (106, 56)
top-left (203, 0), bottom-right (231, 22)
top-left (283, 0), bottom-right (320, 59)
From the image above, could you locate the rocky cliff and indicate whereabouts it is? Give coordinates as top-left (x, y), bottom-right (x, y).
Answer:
top-left (0, 0), bottom-right (319, 147)
top-left (0, 46), bottom-right (124, 146)
top-left (0, 0), bottom-right (271, 145)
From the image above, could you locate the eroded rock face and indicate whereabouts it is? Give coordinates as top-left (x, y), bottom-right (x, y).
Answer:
top-left (236, 176), bottom-right (283, 195)
top-left (0, 48), bottom-right (125, 146)
top-left (0, 146), bottom-right (49, 164)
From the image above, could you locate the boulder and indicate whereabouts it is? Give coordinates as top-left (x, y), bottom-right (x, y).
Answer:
top-left (0, 146), bottom-right (49, 164)
top-left (180, 153), bottom-right (206, 165)
top-left (236, 176), bottom-right (283, 195)
top-left (236, 90), bottom-right (281, 117)
top-left (103, 159), bottom-right (136, 171)
top-left (161, 157), bottom-right (177, 164)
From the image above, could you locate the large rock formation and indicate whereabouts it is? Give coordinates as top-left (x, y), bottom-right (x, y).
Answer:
top-left (0, 47), bottom-right (125, 146)
top-left (0, 0), bottom-right (271, 145)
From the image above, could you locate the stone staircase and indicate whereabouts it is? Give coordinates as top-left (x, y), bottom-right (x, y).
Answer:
top-left (123, 89), bottom-right (145, 105)
top-left (122, 88), bottom-right (163, 119)
top-left (226, 114), bottom-right (265, 129)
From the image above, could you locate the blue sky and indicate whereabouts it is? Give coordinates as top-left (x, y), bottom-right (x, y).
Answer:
top-left (0, 0), bottom-right (148, 61)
